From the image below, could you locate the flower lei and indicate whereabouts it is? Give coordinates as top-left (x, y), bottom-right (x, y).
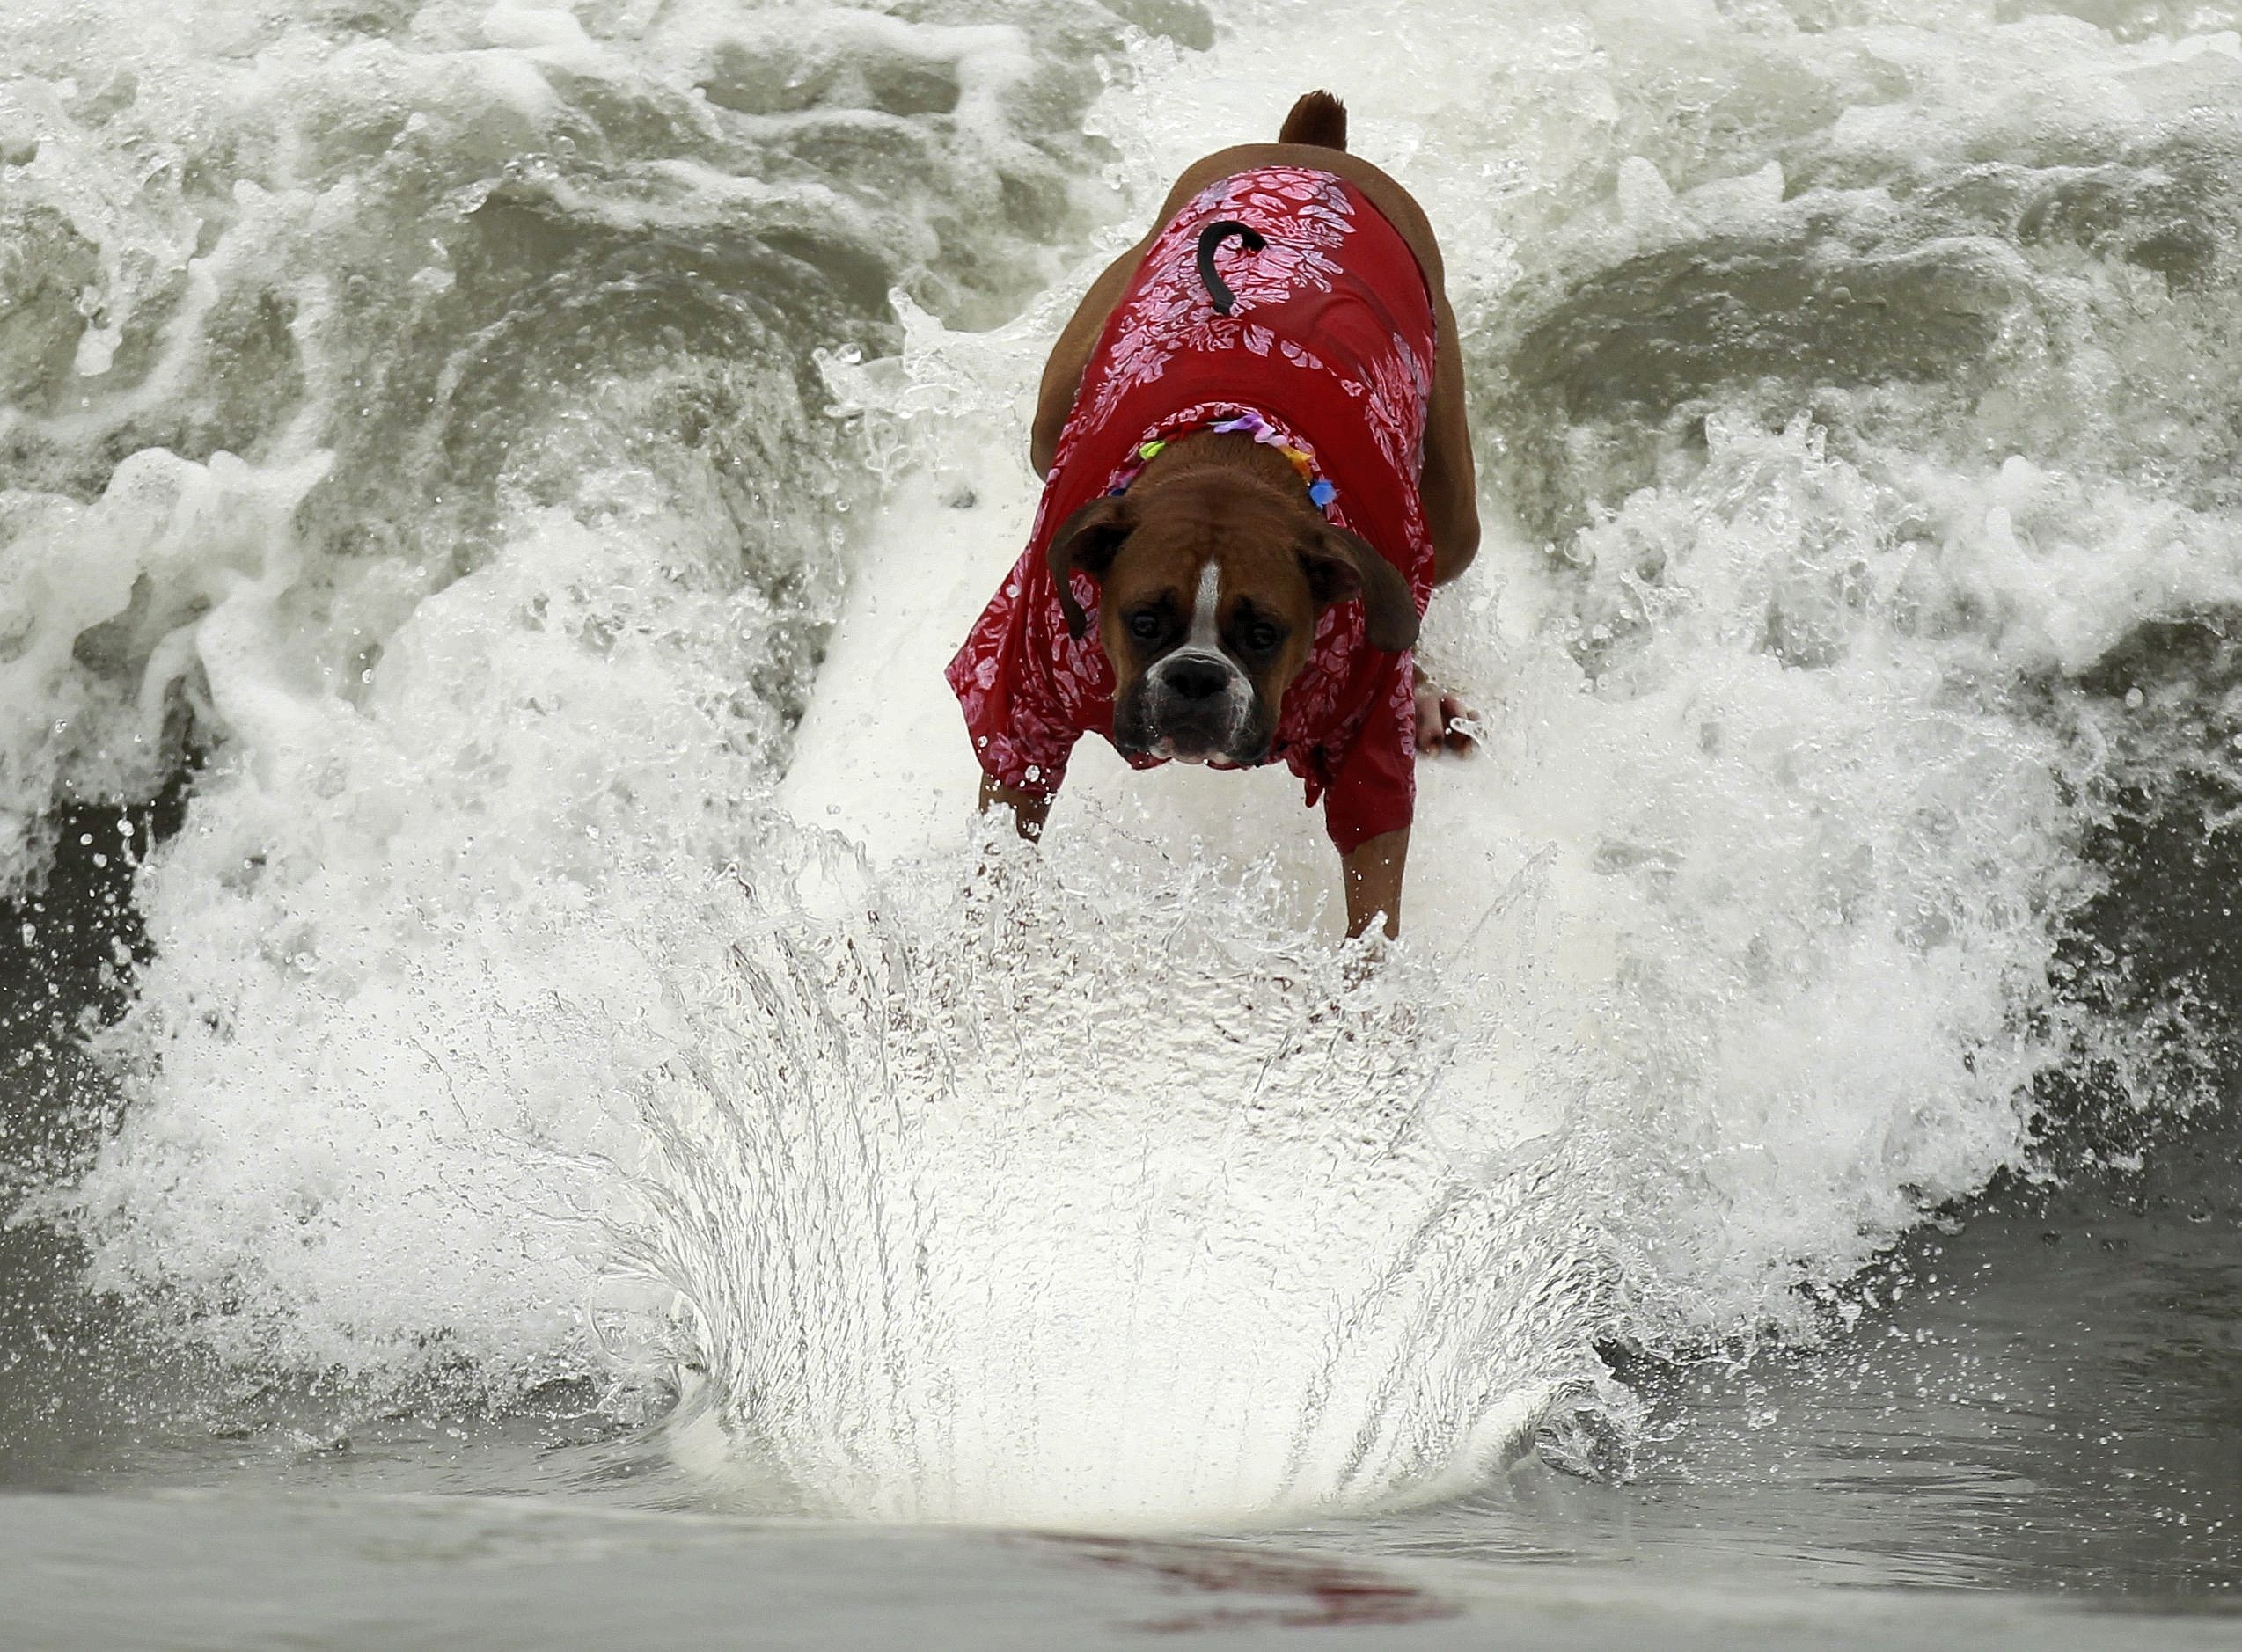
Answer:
top-left (1103, 408), bottom-right (1339, 516)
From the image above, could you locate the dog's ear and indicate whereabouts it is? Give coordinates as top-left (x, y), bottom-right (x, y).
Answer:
top-left (1047, 494), bottom-right (1136, 640)
top-left (1298, 524), bottom-right (1419, 653)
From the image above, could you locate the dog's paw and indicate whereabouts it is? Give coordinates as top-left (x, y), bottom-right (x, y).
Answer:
top-left (1412, 678), bottom-right (1478, 756)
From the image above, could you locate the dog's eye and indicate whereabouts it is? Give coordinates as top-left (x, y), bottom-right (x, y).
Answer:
top-left (1243, 619), bottom-right (1282, 653)
top-left (1128, 610), bottom-right (1163, 642)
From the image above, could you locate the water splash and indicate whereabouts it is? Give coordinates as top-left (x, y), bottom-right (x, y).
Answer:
top-left (624, 823), bottom-right (1616, 1524)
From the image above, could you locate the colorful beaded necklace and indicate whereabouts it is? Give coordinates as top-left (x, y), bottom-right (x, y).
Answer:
top-left (1103, 407), bottom-right (1339, 516)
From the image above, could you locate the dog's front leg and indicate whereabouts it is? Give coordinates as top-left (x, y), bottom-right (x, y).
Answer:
top-left (1341, 827), bottom-right (1409, 939)
top-left (978, 774), bottom-right (1053, 843)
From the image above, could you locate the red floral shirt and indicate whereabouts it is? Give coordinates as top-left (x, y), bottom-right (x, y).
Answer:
top-left (946, 165), bottom-right (1436, 853)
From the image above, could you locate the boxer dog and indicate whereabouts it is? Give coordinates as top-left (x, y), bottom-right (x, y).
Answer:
top-left (947, 91), bottom-right (1478, 938)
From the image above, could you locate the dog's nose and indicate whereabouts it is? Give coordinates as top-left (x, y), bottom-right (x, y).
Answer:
top-left (1164, 655), bottom-right (1230, 702)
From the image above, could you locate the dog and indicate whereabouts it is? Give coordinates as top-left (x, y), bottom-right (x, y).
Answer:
top-left (946, 91), bottom-right (1478, 938)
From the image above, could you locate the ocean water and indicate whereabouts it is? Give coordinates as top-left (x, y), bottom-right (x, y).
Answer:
top-left (4, 0), bottom-right (2242, 1638)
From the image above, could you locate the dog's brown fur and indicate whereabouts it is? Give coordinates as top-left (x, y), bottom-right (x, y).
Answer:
top-left (990, 92), bottom-right (1479, 939)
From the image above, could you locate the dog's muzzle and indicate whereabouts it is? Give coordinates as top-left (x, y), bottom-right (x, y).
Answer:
top-left (1138, 647), bottom-right (1258, 764)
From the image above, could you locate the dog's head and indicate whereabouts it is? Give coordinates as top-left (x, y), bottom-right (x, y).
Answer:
top-left (1048, 471), bottom-right (1418, 766)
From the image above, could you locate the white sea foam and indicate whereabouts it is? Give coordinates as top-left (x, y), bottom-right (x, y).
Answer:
top-left (8, 0), bottom-right (2242, 1523)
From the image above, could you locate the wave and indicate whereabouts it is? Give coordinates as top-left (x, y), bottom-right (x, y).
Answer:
top-left (4, 0), bottom-right (2240, 1523)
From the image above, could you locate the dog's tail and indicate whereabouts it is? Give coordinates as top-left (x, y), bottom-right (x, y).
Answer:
top-left (1278, 90), bottom-right (1347, 151)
